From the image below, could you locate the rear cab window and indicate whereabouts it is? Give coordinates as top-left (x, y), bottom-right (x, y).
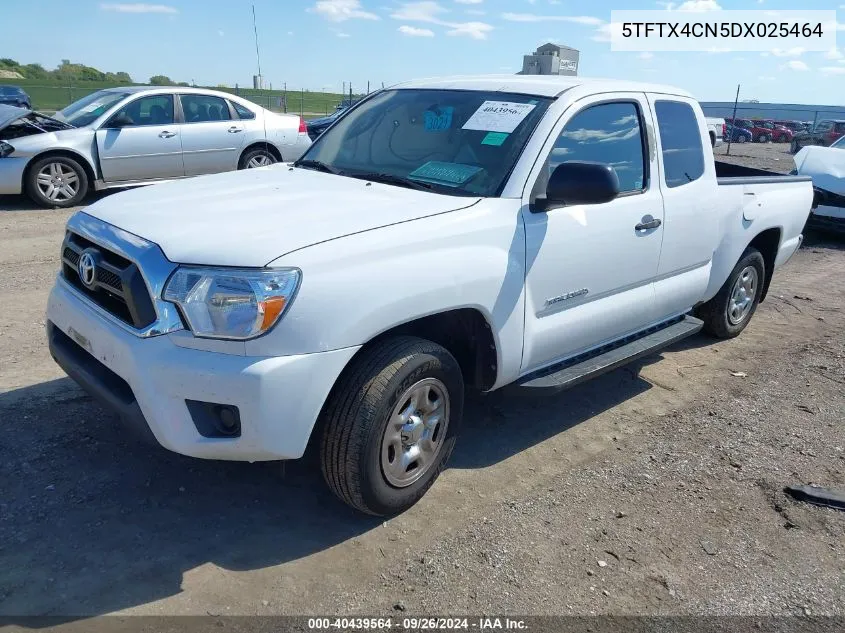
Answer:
top-left (654, 100), bottom-right (705, 189)
top-left (231, 101), bottom-right (256, 120)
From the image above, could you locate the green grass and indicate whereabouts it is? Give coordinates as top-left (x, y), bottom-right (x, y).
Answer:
top-left (13, 78), bottom-right (353, 116)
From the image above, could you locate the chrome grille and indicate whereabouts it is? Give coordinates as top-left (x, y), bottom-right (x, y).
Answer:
top-left (60, 231), bottom-right (157, 329)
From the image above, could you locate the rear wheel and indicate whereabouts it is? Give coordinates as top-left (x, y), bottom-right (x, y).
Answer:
top-left (319, 336), bottom-right (464, 516)
top-left (697, 248), bottom-right (765, 339)
top-left (736, 135), bottom-right (747, 144)
top-left (26, 155), bottom-right (89, 208)
top-left (790, 140), bottom-right (801, 154)
top-left (238, 146), bottom-right (277, 169)
top-left (757, 134), bottom-right (770, 143)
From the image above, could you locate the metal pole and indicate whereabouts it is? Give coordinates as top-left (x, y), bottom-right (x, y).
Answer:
top-left (252, 4), bottom-right (262, 79)
top-left (367, 81), bottom-right (370, 94)
top-left (726, 84), bottom-right (740, 157)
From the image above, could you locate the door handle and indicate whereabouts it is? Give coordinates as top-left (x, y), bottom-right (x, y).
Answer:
top-left (228, 126), bottom-right (244, 133)
top-left (635, 216), bottom-right (662, 231)
top-left (159, 131), bottom-right (176, 138)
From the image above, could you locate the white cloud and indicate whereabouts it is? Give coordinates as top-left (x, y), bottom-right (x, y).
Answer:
top-left (217, 29), bottom-right (224, 37)
top-left (501, 12), bottom-right (603, 25)
top-left (335, 31), bottom-right (351, 37)
top-left (824, 48), bottom-right (843, 60)
top-left (398, 25), bottom-right (435, 36)
top-left (820, 66), bottom-right (845, 75)
top-left (782, 60), bottom-right (809, 71)
top-left (592, 22), bottom-right (621, 42)
top-left (770, 47), bottom-right (805, 57)
top-left (99, 3), bottom-right (177, 13)
top-left (676, 0), bottom-right (722, 10)
top-left (446, 21), bottom-right (493, 38)
top-left (639, 52), bottom-right (654, 59)
top-left (391, 1), bottom-right (447, 22)
top-left (391, 2), bottom-right (493, 39)
top-left (308, 0), bottom-right (379, 22)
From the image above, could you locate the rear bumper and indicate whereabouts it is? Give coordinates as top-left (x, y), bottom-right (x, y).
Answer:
top-left (0, 157), bottom-right (27, 195)
top-left (46, 279), bottom-right (360, 461)
top-left (808, 208), bottom-right (845, 234)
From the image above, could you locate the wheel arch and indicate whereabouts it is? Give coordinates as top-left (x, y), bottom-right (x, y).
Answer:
top-left (22, 148), bottom-right (97, 193)
top-left (746, 227), bottom-right (781, 302)
top-left (239, 141), bottom-right (283, 166)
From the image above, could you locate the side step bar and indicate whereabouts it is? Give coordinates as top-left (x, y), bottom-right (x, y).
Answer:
top-left (517, 315), bottom-right (704, 393)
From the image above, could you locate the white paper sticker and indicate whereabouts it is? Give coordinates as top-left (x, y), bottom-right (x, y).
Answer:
top-left (462, 101), bottom-right (536, 133)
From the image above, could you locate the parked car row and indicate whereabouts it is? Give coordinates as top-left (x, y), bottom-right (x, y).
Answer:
top-left (790, 119), bottom-right (845, 154)
top-left (0, 86), bottom-right (311, 207)
top-left (725, 118), bottom-right (794, 144)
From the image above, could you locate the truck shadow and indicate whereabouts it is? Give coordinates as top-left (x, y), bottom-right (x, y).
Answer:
top-left (0, 350), bottom-right (667, 620)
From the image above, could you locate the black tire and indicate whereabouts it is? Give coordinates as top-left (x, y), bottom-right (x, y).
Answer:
top-left (238, 146), bottom-right (277, 169)
top-left (319, 336), bottom-right (464, 516)
top-left (736, 135), bottom-right (747, 144)
top-left (25, 155), bottom-right (88, 208)
top-left (697, 248), bottom-right (765, 339)
top-left (757, 134), bottom-right (769, 143)
top-left (790, 140), bottom-right (801, 154)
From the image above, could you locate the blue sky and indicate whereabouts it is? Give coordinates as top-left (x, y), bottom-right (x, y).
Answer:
top-left (5, 0), bottom-right (844, 103)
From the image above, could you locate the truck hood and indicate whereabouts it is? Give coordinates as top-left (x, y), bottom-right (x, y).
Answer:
top-left (83, 166), bottom-right (481, 266)
top-left (795, 146), bottom-right (845, 196)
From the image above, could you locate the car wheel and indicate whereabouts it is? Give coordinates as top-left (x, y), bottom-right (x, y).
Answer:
top-left (790, 140), bottom-right (801, 154)
top-left (736, 135), bottom-right (747, 144)
top-left (238, 146), bottom-right (277, 169)
top-left (697, 248), bottom-right (765, 339)
top-left (26, 156), bottom-right (89, 208)
top-left (319, 336), bottom-right (464, 516)
top-left (757, 134), bottom-right (769, 143)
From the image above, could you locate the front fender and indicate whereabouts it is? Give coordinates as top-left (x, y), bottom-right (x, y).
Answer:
top-left (248, 199), bottom-right (527, 387)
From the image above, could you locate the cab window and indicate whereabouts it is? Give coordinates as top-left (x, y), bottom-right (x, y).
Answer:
top-left (654, 100), bottom-right (705, 189)
top-left (548, 102), bottom-right (646, 194)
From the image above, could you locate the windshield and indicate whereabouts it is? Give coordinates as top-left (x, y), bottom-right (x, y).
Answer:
top-left (54, 90), bottom-right (130, 127)
top-left (832, 136), bottom-right (845, 149)
top-left (299, 89), bottom-right (552, 197)
top-left (0, 86), bottom-right (23, 96)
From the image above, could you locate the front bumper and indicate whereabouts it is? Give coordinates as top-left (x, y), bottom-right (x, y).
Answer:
top-left (47, 279), bottom-right (360, 461)
top-left (0, 156), bottom-right (27, 195)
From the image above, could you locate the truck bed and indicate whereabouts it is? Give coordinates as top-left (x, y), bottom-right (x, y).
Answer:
top-left (715, 160), bottom-right (812, 186)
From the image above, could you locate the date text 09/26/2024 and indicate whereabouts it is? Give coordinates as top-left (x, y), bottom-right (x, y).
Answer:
top-left (307, 617), bottom-right (528, 630)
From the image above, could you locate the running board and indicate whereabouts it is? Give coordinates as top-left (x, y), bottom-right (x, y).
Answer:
top-left (517, 315), bottom-right (704, 393)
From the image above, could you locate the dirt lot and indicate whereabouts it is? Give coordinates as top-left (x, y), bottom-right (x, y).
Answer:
top-left (1, 143), bottom-right (843, 620)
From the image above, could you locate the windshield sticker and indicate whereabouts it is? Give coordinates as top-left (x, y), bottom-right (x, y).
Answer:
top-left (424, 106), bottom-right (454, 131)
top-left (409, 161), bottom-right (483, 187)
top-left (462, 101), bottom-right (536, 133)
top-left (481, 131), bottom-right (509, 146)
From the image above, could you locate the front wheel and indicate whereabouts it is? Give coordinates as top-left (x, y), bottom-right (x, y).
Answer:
top-left (238, 146), bottom-right (277, 169)
top-left (319, 336), bottom-right (464, 516)
top-left (26, 155), bottom-right (89, 208)
top-left (757, 134), bottom-right (770, 143)
top-left (697, 248), bottom-right (765, 339)
top-left (735, 135), bottom-right (747, 144)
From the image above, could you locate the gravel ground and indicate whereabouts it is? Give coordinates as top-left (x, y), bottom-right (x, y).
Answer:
top-left (1, 151), bottom-right (843, 621)
top-left (715, 141), bottom-right (797, 173)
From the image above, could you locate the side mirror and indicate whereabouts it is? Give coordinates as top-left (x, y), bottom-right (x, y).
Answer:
top-left (107, 113), bottom-right (134, 128)
top-left (535, 161), bottom-right (620, 211)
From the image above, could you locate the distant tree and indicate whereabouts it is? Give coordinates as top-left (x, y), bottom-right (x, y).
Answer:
top-left (114, 71), bottom-right (132, 83)
top-left (149, 75), bottom-right (175, 85)
top-left (22, 63), bottom-right (49, 79)
top-left (0, 58), bottom-right (19, 68)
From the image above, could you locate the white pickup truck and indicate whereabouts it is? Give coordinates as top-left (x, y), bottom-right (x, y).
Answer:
top-left (46, 76), bottom-right (813, 515)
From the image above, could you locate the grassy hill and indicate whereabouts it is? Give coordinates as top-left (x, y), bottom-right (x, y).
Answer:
top-left (11, 78), bottom-right (351, 116)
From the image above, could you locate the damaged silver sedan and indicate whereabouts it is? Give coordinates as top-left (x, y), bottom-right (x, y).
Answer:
top-left (0, 87), bottom-right (311, 208)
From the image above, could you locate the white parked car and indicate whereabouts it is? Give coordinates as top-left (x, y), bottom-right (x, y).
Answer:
top-left (705, 116), bottom-right (725, 147)
top-left (46, 76), bottom-right (813, 515)
top-left (793, 137), bottom-right (845, 234)
top-left (0, 87), bottom-right (311, 207)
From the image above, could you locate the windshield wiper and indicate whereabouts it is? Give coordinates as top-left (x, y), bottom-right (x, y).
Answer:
top-left (293, 159), bottom-right (342, 175)
top-left (348, 172), bottom-right (436, 192)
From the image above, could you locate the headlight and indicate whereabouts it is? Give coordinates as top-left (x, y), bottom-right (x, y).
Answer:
top-left (0, 142), bottom-right (14, 158)
top-left (163, 267), bottom-right (300, 340)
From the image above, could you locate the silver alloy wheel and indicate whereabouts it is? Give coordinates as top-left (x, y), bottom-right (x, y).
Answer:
top-left (246, 153), bottom-right (275, 168)
top-left (381, 377), bottom-right (450, 488)
top-left (36, 162), bottom-right (79, 202)
top-left (728, 265), bottom-right (758, 325)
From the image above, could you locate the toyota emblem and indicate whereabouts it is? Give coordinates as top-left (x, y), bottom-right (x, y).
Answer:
top-left (77, 250), bottom-right (98, 289)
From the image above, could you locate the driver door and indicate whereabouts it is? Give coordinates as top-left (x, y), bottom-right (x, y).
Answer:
top-left (520, 95), bottom-right (665, 373)
top-left (96, 93), bottom-right (184, 182)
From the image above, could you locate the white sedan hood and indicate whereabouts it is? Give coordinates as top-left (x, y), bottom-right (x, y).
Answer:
top-left (794, 146), bottom-right (845, 196)
top-left (83, 166), bottom-right (480, 266)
